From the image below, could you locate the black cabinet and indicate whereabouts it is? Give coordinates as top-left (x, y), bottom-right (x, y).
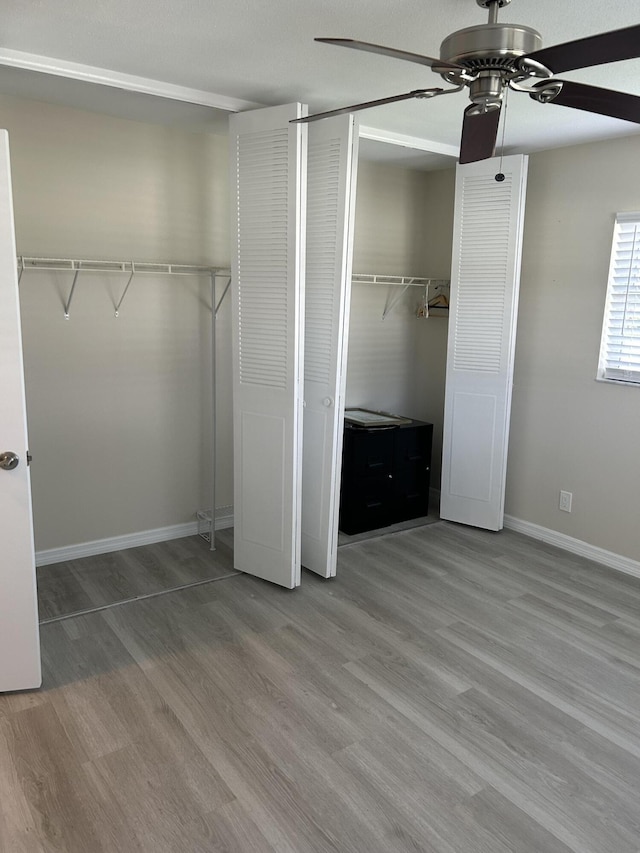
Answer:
top-left (339, 417), bottom-right (433, 535)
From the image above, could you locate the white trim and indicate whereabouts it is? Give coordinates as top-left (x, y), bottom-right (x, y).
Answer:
top-left (359, 125), bottom-right (459, 158)
top-left (504, 514), bottom-right (640, 580)
top-left (36, 511), bottom-right (234, 567)
top-left (0, 48), bottom-right (263, 113)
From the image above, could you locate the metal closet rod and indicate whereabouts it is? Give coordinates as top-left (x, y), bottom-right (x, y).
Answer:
top-left (352, 273), bottom-right (446, 287)
top-left (16, 256), bottom-right (231, 319)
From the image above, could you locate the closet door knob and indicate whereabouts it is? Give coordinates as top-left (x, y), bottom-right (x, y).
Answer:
top-left (0, 451), bottom-right (19, 471)
top-left (323, 397), bottom-right (334, 408)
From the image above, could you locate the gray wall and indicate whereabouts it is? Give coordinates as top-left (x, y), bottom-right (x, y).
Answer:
top-left (507, 135), bottom-right (640, 563)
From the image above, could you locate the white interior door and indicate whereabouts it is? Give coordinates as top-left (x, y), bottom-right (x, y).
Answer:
top-left (440, 154), bottom-right (528, 531)
top-left (301, 115), bottom-right (359, 578)
top-left (230, 104), bottom-right (307, 588)
top-left (0, 130), bottom-right (41, 691)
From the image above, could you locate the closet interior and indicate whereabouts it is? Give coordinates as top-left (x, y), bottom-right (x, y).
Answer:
top-left (20, 259), bottom-right (235, 621)
top-left (337, 148), bottom-right (456, 542)
top-left (6, 89), bottom-right (236, 622)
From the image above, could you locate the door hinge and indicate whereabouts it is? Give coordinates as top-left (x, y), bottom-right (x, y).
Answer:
top-left (27, 451), bottom-right (33, 466)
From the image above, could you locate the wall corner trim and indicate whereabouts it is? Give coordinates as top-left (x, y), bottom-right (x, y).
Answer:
top-left (503, 514), bottom-right (640, 580)
top-left (36, 512), bottom-right (234, 567)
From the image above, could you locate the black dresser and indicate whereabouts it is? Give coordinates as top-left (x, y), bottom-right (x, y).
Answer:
top-left (339, 413), bottom-right (433, 535)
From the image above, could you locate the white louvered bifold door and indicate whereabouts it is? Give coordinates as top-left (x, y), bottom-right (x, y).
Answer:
top-left (230, 104), bottom-right (307, 588)
top-left (0, 131), bottom-right (41, 692)
top-left (301, 115), bottom-right (359, 578)
top-left (440, 154), bottom-right (528, 531)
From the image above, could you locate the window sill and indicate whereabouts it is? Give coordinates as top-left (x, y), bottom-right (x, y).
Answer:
top-left (595, 375), bottom-right (640, 388)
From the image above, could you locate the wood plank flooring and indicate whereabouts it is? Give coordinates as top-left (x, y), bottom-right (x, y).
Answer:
top-left (4, 522), bottom-right (640, 851)
top-left (36, 535), bottom-right (237, 621)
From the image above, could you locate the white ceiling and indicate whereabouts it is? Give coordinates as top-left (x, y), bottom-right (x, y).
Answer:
top-left (1, 0), bottom-right (639, 166)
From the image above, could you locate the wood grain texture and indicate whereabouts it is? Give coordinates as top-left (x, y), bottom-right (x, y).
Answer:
top-left (36, 535), bottom-right (236, 621)
top-left (2, 521), bottom-right (640, 851)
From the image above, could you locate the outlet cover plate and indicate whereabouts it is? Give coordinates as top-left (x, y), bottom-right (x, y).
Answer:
top-left (559, 490), bottom-right (572, 512)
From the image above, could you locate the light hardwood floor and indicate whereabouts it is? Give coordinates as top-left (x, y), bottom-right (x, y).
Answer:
top-left (4, 522), bottom-right (640, 852)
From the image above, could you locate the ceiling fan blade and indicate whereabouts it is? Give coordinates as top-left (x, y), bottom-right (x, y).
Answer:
top-left (315, 38), bottom-right (464, 71)
top-left (459, 105), bottom-right (501, 164)
top-left (523, 24), bottom-right (640, 74)
top-left (291, 89), bottom-right (445, 124)
top-left (532, 80), bottom-right (640, 124)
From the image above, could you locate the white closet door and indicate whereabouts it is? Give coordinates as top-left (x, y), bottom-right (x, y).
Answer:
top-left (230, 104), bottom-right (307, 588)
top-left (301, 115), bottom-right (359, 578)
top-left (440, 154), bottom-right (528, 531)
top-left (0, 131), bottom-right (41, 692)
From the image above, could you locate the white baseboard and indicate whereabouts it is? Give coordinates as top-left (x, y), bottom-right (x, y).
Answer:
top-left (36, 510), bottom-right (234, 567)
top-left (503, 514), bottom-right (640, 580)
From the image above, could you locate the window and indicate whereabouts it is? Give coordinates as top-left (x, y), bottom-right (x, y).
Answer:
top-left (597, 213), bottom-right (640, 386)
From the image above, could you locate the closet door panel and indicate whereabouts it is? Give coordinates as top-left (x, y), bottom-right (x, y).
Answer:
top-left (0, 130), bottom-right (41, 692)
top-left (230, 104), bottom-right (307, 589)
top-left (440, 154), bottom-right (528, 531)
top-left (301, 115), bottom-right (359, 578)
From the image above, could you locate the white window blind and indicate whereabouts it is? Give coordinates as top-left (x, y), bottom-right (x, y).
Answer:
top-left (598, 213), bottom-right (640, 385)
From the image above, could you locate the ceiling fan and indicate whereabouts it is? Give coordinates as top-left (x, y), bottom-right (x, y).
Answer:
top-left (293, 0), bottom-right (640, 163)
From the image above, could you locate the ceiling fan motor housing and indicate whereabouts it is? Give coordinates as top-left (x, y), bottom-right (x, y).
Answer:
top-left (440, 23), bottom-right (543, 110)
top-left (440, 23), bottom-right (542, 71)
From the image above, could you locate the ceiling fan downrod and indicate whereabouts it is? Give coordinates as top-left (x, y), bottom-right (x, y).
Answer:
top-left (477, 0), bottom-right (512, 26)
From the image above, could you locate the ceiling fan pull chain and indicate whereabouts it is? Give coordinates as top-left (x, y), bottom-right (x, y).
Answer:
top-left (496, 85), bottom-right (509, 180)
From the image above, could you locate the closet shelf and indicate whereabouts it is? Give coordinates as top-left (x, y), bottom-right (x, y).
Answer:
top-left (352, 273), bottom-right (450, 320)
top-left (17, 256), bottom-right (231, 318)
top-left (352, 273), bottom-right (444, 287)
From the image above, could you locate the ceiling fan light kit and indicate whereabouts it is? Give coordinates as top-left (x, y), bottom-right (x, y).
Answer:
top-left (294, 0), bottom-right (640, 164)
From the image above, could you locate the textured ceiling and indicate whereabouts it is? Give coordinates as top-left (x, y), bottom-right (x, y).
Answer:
top-left (1, 0), bottom-right (640, 159)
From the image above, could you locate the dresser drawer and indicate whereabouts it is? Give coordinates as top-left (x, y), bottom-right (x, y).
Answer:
top-left (342, 426), bottom-right (395, 477)
top-left (339, 474), bottom-right (394, 535)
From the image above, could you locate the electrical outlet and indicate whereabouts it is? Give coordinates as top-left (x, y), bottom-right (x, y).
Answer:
top-left (559, 490), bottom-right (572, 512)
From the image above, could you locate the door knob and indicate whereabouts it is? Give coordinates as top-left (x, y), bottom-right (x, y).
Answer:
top-left (323, 397), bottom-right (334, 407)
top-left (0, 451), bottom-right (19, 471)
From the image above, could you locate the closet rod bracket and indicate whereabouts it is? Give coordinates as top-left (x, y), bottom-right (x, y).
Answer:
top-left (64, 269), bottom-right (81, 319)
top-left (215, 275), bottom-right (232, 315)
top-left (114, 263), bottom-right (136, 317)
top-left (382, 284), bottom-right (411, 321)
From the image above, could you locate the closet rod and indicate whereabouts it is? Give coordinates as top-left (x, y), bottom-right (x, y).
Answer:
top-left (352, 273), bottom-right (447, 287)
top-left (352, 273), bottom-right (450, 320)
top-left (17, 256), bottom-right (228, 278)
